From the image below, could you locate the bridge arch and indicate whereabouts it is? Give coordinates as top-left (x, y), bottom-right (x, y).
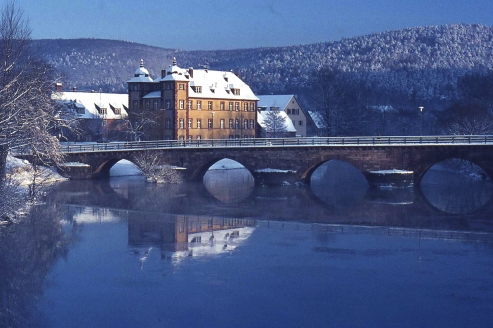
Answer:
top-left (414, 153), bottom-right (493, 185)
top-left (92, 157), bottom-right (142, 179)
top-left (301, 158), bottom-right (368, 185)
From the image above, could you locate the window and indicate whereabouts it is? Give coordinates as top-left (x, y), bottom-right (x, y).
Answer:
top-left (250, 119), bottom-right (255, 129)
top-left (193, 86), bottom-right (202, 93)
top-left (235, 102), bottom-right (239, 111)
top-left (235, 119), bottom-right (239, 129)
top-left (114, 108), bottom-right (121, 115)
top-left (165, 100), bottom-right (171, 109)
top-left (220, 119), bottom-right (225, 129)
top-left (244, 103), bottom-right (248, 111)
top-left (164, 84), bottom-right (170, 90)
top-left (299, 120), bottom-right (303, 126)
top-left (229, 102), bottom-right (233, 111)
top-left (98, 107), bottom-right (107, 115)
top-left (250, 103), bottom-right (255, 111)
top-left (179, 118), bottom-right (184, 129)
top-left (188, 100), bottom-right (192, 110)
top-left (179, 83), bottom-right (184, 90)
top-left (145, 100), bottom-right (150, 109)
top-left (197, 119), bottom-right (201, 129)
top-left (132, 100), bottom-right (138, 110)
top-left (133, 85), bottom-right (138, 91)
top-left (197, 135), bottom-right (201, 140)
top-left (179, 100), bottom-right (184, 109)
top-left (188, 135), bottom-right (193, 141)
top-left (220, 102), bottom-right (225, 110)
top-left (208, 119), bottom-right (213, 129)
top-left (197, 101), bottom-right (202, 110)
top-left (153, 100), bottom-right (159, 110)
top-left (188, 119), bottom-right (192, 128)
top-left (287, 109), bottom-right (291, 114)
top-left (244, 119), bottom-right (248, 130)
top-left (166, 118), bottom-right (171, 128)
top-left (208, 101), bottom-right (213, 110)
top-left (229, 119), bottom-right (233, 129)
top-left (232, 88), bottom-right (240, 95)
top-left (179, 135), bottom-right (184, 140)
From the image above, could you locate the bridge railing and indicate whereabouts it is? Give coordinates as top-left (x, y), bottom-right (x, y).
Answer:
top-left (56, 135), bottom-right (493, 153)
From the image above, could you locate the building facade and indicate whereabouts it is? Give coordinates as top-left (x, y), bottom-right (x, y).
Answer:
top-left (128, 59), bottom-right (259, 140)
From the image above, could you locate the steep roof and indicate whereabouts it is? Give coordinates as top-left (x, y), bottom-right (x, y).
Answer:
top-left (52, 91), bottom-right (129, 119)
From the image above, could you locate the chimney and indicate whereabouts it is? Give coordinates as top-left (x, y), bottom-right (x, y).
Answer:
top-left (73, 86), bottom-right (77, 92)
top-left (55, 83), bottom-right (62, 92)
top-left (188, 67), bottom-right (194, 78)
top-left (161, 69), bottom-right (166, 79)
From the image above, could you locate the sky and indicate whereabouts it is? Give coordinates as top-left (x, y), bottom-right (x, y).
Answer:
top-left (15, 0), bottom-right (493, 50)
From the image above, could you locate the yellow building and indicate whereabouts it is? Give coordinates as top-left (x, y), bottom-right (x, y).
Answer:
top-left (128, 58), bottom-right (259, 140)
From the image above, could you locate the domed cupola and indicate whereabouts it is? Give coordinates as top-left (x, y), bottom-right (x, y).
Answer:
top-left (128, 59), bottom-right (154, 83)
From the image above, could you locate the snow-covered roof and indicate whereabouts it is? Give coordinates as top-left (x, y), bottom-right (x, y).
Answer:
top-left (138, 58), bottom-right (258, 101)
top-left (52, 91), bottom-right (129, 119)
top-left (308, 111), bottom-right (327, 129)
top-left (142, 91), bottom-right (161, 99)
top-left (257, 110), bottom-right (297, 132)
top-left (257, 95), bottom-right (295, 110)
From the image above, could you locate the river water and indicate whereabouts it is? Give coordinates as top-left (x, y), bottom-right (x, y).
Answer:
top-left (1, 161), bottom-right (493, 327)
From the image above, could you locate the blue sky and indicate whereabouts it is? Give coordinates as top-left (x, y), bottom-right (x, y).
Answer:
top-left (16, 0), bottom-right (493, 50)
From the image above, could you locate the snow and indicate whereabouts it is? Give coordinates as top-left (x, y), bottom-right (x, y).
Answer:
top-left (6, 155), bottom-right (67, 186)
top-left (369, 169), bottom-right (413, 175)
top-left (257, 110), bottom-right (297, 132)
top-left (254, 168), bottom-right (297, 173)
top-left (61, 162), bottom-right (90, 167)
top-left (52, 91), bottom-right (129, 119)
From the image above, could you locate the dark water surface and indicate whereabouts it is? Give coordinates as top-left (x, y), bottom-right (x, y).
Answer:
top-left (1, 166), bottom-right (493, 328)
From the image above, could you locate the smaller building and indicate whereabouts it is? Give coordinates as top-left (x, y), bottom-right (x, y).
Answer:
top-left (257, 95), bottom-right (309, 137)
top-left (52, 90), bottom-right (129, 142)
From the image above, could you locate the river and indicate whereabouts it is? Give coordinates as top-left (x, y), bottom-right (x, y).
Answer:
top-left (1, 161), bottom-right (493, 327)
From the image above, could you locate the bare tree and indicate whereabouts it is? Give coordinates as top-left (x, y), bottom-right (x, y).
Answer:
top-left (261, 108), bottom-right (288, 138)
top-left (132, 151), bottom-right (182, 183)
top-left (0, 2), bottom-right (67, 180)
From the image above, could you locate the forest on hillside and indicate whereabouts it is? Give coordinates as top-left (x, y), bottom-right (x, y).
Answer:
top-left (33, 24), bottom-right (493, 136)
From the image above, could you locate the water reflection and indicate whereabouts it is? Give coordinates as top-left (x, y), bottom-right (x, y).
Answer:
top-left (421, 166), bottom-right (493, 214)
top-left (3, 170), bottom-right (493, 327)
top-left (0, 204), bottom-right (77, 328)
top-left (203, 167), bottom-right (254, 204)
top-left (310, 160), bottom-right (369, 208)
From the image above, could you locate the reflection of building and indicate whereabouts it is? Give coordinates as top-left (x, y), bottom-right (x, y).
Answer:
top-left (128, 213), bottom-right (256, 259)
top-left (127, 58), bottom-right (259, 140)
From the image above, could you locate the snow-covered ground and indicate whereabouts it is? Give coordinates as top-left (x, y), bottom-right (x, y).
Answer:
top-left (6, 155), bottom-right (67, 186)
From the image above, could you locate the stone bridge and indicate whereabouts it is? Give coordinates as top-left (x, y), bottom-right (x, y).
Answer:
top-left (54, 136), bottom-right (493, 185)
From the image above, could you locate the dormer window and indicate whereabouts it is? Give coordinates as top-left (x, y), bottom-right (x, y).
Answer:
top-left (192, 86), bottom-right (202, 93)
top-left (232, 88), bottom-right (240, 95)
top-left (95, 105), bottom-right (107, 115)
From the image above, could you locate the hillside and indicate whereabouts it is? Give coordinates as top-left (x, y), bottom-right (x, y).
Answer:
top-left (33, 24), bottom-right (493, 107)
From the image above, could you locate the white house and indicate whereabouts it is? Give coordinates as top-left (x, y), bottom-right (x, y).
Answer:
top-left (257, 95), bottom-right (309, 137)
